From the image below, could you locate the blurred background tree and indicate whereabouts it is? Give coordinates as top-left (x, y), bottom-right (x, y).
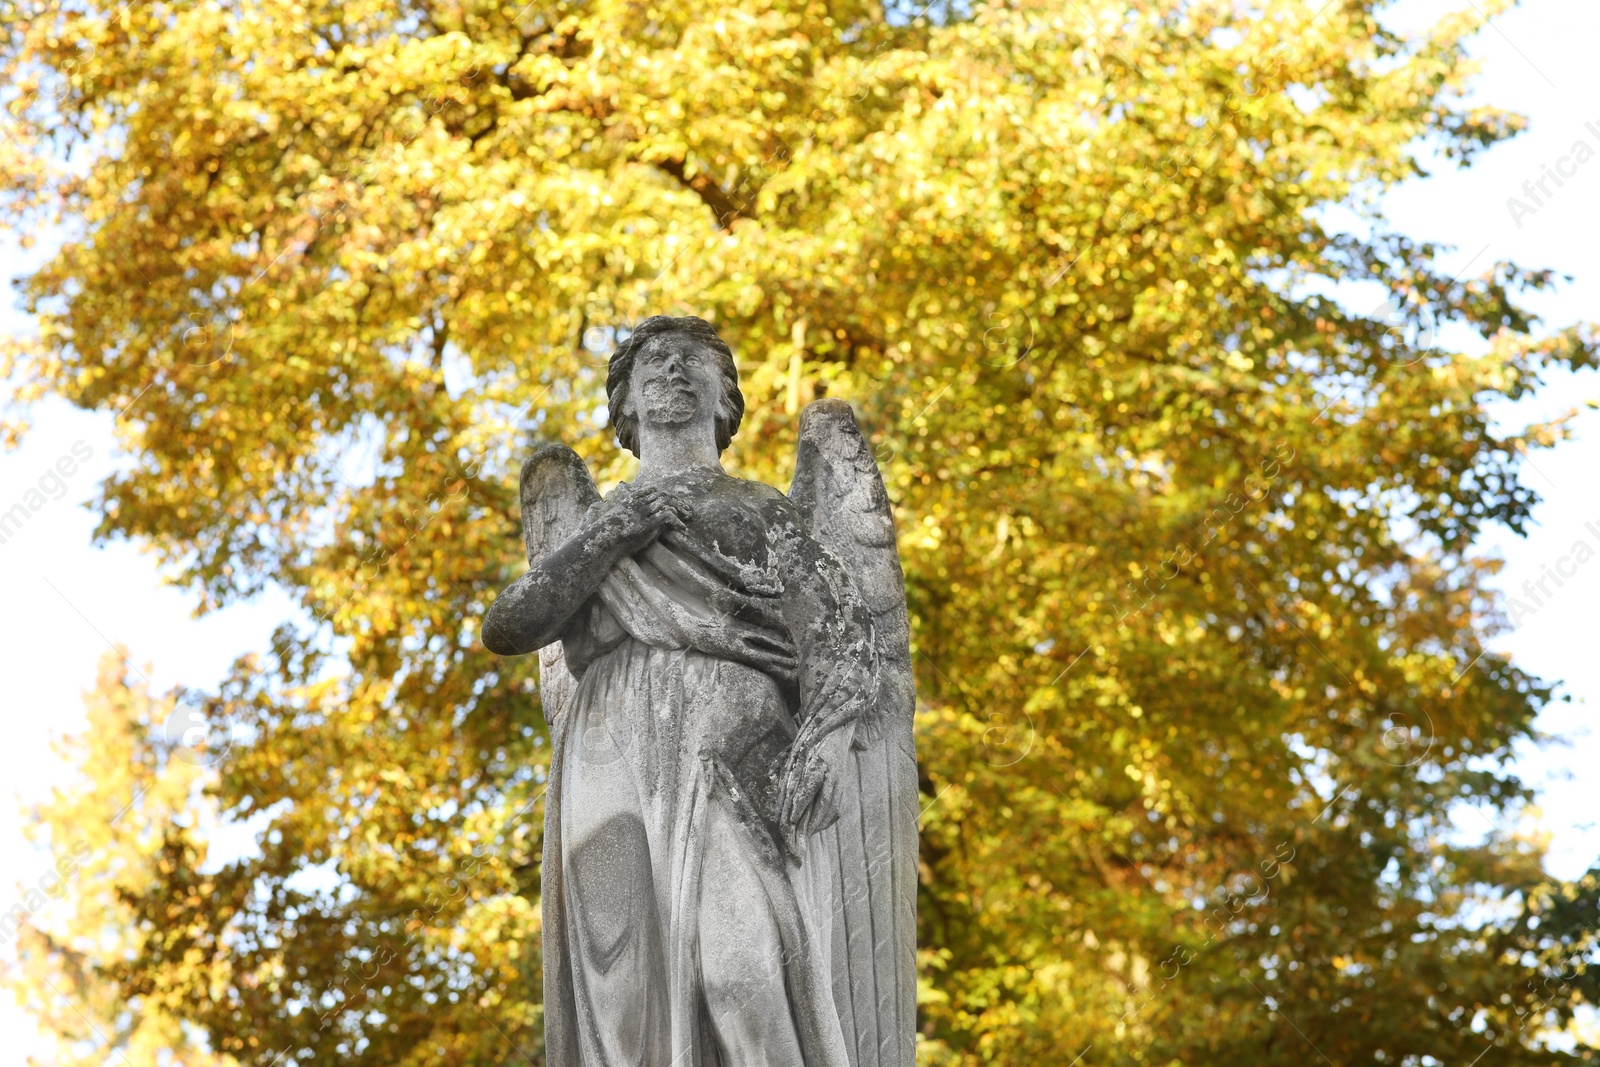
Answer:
top-left (2, 0), bottom-right (1597, 1063)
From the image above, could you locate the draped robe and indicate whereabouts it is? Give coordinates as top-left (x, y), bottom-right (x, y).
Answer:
top-left (540, 468), bottom-right (878, 1067)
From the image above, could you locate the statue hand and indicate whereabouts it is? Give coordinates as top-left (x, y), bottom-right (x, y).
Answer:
top-left (597, 484), bottom-right (693, 556)
top-left (779, 727), bottom-right (852, 848)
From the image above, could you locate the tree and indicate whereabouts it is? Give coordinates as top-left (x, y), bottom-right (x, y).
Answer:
top-left (2, 0), bottom-right (1597, 1063)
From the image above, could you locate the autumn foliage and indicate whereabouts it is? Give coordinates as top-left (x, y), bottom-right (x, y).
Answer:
top-left (2, 0), bottom-right (1598, 1063)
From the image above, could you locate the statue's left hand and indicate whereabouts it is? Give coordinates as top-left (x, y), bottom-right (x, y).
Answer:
top-left (778, 727), bottom-right (852, 849)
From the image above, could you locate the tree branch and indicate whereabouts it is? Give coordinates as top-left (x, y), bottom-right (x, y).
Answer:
top-left (653, 156), bottom-right (744, 230)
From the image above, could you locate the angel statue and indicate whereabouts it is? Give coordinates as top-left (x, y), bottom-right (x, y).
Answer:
top-left (482, 315), bottom-right (917, 1067)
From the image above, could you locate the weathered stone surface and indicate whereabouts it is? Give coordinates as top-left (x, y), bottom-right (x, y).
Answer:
top-left (484, 316), bottom-right (917, 1067)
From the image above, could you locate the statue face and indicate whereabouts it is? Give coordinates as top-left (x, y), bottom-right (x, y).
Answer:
top-left (626, 334), bottom-right (723, 434)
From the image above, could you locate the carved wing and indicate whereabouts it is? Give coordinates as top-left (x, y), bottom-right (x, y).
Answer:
top-left (517, 445), bottom-right (600, 1067)
top-left (519, 444), bottom-right (601, 723)
top-left (789, 399), bottom-right (917, 1067)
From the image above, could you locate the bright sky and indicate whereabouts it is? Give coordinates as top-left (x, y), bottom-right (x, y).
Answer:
top-left (0, 0), bottom-right (1595, 1054)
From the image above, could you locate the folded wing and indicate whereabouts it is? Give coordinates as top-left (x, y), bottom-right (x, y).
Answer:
top-left (789, 399), bottom-right (918, 1067)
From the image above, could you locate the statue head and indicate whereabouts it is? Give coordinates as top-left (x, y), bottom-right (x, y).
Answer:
top-left (606, 315), bottom-right (744, 457)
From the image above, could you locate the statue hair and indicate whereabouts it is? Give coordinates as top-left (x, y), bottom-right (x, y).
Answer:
top-left (606, 315), bottom-right (745, 457)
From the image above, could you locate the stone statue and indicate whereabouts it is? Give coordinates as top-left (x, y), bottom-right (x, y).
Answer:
top-left (483, 315), bottom-right (917, 1067)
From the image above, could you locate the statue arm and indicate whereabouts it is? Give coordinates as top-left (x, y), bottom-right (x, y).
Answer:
top-left (767, 499), bottom-right (879, 843)
top-left (482, 524), bottom-right (622, 656)
top-left (482, 484), bottom-right (688, 656)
